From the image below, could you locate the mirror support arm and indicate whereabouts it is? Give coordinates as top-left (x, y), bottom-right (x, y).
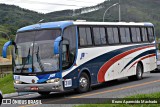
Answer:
top-left (54, 36), bottom-right (62, 54)
top-left (2, 41), bottom-right (13, 58)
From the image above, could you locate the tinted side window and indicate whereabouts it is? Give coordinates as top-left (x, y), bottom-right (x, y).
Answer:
top-left (93, 27), bottom-right (106, 45)
top-left (120, 27), bottom-right (131, 43)
top-left (131, 27), bottom-right (141, 42)
top-left (136, 28), bottom-right (141, 42)
top-left (79, 27), bottom-right (92, 46)
top-left (131, 28), bottom-right (137, 42)
top-left (93, 28), bottom-right (101, 45)
top-left (113, 28), bottom-right (119, 43)
top-left (141, 28), bottom-right (148, 42)
top-left (99, 28), bottom-right (106, 44)
top-left (107, 28), bottom-right (114, 44)
top-left (148, 27), bottom-right (154, 42)
top-left (107, 27), bottom-right (119, 44)
top-left (86, 28), bottom-right (92, 45)
top-left (125, 28), bottom-right (131, 42)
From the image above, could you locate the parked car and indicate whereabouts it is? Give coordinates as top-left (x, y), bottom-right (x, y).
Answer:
top-left (0, 91), bottom-right (2, 105)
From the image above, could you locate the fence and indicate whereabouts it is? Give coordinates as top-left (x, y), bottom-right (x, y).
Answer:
top-left (0, 63), bottom-right (12, 78)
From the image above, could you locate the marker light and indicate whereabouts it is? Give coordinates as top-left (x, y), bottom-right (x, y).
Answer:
top-left (14, 80), bottom-right (22, 84)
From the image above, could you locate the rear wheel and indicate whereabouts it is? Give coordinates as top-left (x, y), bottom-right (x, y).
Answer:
top-left (38, 92), bottom-right (50, 96)
top-left (128, 63), bottom-right (143, 81)
top-left (76, 72), bottom-right (90, 93)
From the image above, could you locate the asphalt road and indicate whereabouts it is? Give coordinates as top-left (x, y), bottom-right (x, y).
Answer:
top-left (2, 72), bottom-right (160, 107)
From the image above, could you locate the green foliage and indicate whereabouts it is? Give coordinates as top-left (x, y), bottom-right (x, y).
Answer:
top-left (0, 74), bottom-right (15, 94)
top-left (0, 0), bottom-right (160, 37)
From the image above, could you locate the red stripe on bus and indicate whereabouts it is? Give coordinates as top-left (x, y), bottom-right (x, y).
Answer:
top-left (97, 45), bottom-right (154, 83)
top-left (128, 54), bottom-right (156, 70)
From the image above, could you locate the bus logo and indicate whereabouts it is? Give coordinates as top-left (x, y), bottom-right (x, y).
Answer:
top-left (48, 74), bottom-right (56, 79)
top-left (80, 53), bottom-right (87, 60)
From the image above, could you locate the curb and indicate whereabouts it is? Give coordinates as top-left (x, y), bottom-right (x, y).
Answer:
top-left (3, 92), bottom-right (36, 98)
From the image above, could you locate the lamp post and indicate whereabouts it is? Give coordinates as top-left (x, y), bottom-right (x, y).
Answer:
top-left (119, 0), bottom-right (121, 22)
top-left (103, 3), bottom-right (119, 22)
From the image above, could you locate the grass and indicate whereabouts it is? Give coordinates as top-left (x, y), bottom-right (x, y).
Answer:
top-left (0, 74), bottom-right (15, 94)
top-left (75, 92), bottom-right (160, 107)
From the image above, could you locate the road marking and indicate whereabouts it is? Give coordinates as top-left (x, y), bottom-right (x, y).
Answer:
top-left (18, 79), bottom-right (160, 107)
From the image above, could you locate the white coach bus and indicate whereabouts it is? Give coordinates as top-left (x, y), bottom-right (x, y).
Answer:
top-left (2, 21), bottom-right (156, 95)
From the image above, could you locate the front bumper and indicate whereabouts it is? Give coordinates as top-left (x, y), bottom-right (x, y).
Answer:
top-left (14, 80), bottom-right (64, 92)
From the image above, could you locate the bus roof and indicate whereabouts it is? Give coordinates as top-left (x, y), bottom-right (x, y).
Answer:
top-left (17, 21), bottom-right (154, 33)
top-left (73, 21), bottom-right (154, 26)
top-left (17, 21), bottom-right (73, 33)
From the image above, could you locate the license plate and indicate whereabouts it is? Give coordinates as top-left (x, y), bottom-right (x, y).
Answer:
top-left (64, 79), bottom-right (72, 87)
top-left (30, 87), bottom-right (39, 91)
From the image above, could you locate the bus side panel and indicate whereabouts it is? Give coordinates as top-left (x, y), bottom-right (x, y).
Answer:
top-left (62, 44), bottom-right (156, 90)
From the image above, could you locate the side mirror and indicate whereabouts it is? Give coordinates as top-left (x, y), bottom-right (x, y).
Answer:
top-left (2, 41), bottom-right (16, 58)
top-left (53, 36), bottom-right (62, 54)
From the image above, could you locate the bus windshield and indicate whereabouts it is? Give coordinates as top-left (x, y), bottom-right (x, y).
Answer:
top-left (13, 29), bottom-right (61, 73)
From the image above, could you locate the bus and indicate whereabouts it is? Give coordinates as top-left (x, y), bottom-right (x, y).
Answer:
top-left (2, 21), bottom-right (157, 95)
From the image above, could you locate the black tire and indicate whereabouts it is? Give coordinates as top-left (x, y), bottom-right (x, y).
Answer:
top-left (76, 72), bottom-right (90, 93)
top-left (128, 63), bottom-right (143, 81)
top-left (0, 95), bottom-right (2, 106)
top-left (38, 92), bottom-right (50, 96)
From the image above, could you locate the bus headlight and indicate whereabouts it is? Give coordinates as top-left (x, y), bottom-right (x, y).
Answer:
top-left (14, 80), bottom-right (22, 84)
top-left (46, 78), bottom-right (60, 83)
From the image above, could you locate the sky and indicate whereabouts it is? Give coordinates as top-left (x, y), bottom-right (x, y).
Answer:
top-left (0, 0), bottom-right (106, 13)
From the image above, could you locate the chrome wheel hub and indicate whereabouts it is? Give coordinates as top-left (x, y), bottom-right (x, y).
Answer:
top-left (79, 77), bottom-right (88, 88)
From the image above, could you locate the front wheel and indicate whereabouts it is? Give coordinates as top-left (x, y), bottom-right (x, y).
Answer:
top-left (76, 72), bottom-right (90, 93)
top-left (38, 92), bottom-right (50, 96)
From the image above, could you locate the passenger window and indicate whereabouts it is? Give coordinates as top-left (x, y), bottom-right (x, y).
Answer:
top-left (120, 28), bottom-right (126, 43)
top-left (93, 28), bottom-right (101, 45)
top-left (120, 27), bottom-right (131, 43)
top-left (141, 28), bottom-right (148, 42)
top-left (107, 27), bottom-right (119, 44)
top-left (79, 27), bottom-right (92, 46)
top-left (100, 28), bottom-right (106, 44)
top-left (125, 28), bottom-right (131, 42)
top-left (107, 28), bottom-right (114, 44)
top-left (93, 27), bottom-right (106, 45)
top-left (131, 28), bottom-right (141, 42)
top-left (86, 28), bottom-right (92, 45)
top-left (148, 27), bottom-right (154, 42)
top-left (136, 28), bottom-right (141, 42)
top-left (113, 28), bottom-right (119, 43)
top-left (131, 28), bottom-right (137, 42)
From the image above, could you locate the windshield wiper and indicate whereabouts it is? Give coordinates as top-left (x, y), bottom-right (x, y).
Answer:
top-left (36, 46), bottom-right (44, 72)
top-left (21, 48), bottom-right (30, 73)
